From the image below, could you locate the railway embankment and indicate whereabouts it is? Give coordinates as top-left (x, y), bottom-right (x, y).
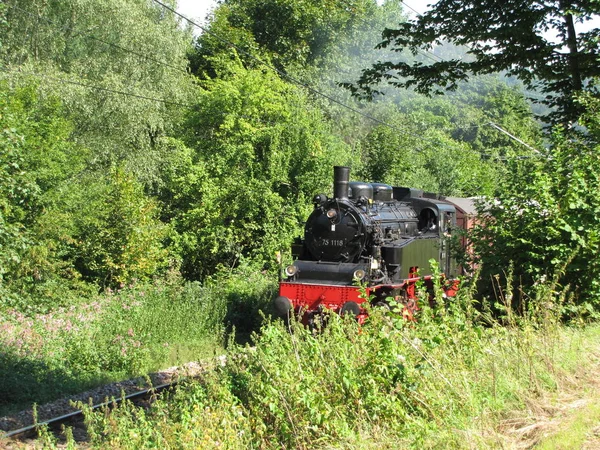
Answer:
top-left (3, 294), bottom-right (599, 449)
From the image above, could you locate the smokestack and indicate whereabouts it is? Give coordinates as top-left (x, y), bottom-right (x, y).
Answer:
top-left (333, 166), bottom-right (350, 200)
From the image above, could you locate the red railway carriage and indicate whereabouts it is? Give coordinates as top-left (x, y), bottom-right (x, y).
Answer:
top-left (273, 166), bottom-right (473, 326)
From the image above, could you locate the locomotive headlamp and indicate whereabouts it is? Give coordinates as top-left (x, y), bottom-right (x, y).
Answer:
top-left (284, 265), bottom-right (298, 277)
top-left (353, 269), bottom-right (366, 281)
top-left (326, 209), bottom-right (338, 220)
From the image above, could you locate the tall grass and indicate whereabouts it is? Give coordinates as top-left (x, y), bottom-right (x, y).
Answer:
top-left (70, 273), bottom-right (600, 449)
top-left (0, 275), bottom-right (234, 415)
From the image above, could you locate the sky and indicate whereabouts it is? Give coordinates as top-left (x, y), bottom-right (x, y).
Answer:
top-left (176, 0), bottom-right (217, 24)
top-left (176, 0), bottom-right (435, 25)
top-left (176, 0), bottom-right (599, 38)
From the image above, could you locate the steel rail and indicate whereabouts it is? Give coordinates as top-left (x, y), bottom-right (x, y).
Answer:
top-left (1, 381), bottom-right (178, 440)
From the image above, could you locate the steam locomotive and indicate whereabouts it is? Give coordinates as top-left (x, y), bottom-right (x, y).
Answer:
top-left (274, 166), bottom-right (473, 325)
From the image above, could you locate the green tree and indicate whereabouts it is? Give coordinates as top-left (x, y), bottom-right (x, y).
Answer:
top-left (436, 77), bottom-right (544, 158)
top-left (165, 63), bottom-right (354, 279)
top-left (68, 168), bottom-right (169, 288)
top-left (0, 101), bottom-right (35, 291)
top-left (352, 0), bottom-right (600, 125)
top-left (1, 0), bottom-right (197, 187)
top-left (0, 0), bottom-right (196, 303)
top-left (357, 77), bottom-right (543, 197)
top-left (471, 95), bottom-right (600, 310)
top-left (191, 0), bottom-right (380, 77)
top-left (0, 81), bottom-right (87, 301)
top-left (360, 119), bottom-right (497, 196)
top-left (0, 80), bottom-right (168, 304)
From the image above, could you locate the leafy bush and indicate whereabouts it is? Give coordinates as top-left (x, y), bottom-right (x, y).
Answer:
top-left (1, 0), bottom-right (197, 303)
top-left (207, 260), bottom-right (278, 339)
top-left (165, 63), bottom-right (356, 279)
top-left (0, 277), bottom-right (227, 414)
top-left (0, 81), bottom-right (82, 303)
top-left (471, 97), bottom-right (600, 313)
top-left (0, 81), bottom-right (172, 306)
top-left (69, 167), bottom-right (170, 288)
top-left (75, 276), bottom-right (597, 449)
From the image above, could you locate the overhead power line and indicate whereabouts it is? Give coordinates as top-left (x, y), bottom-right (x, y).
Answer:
top-left (396, 1), bottom-right (544, 155)
top-left (0, 65), bottom-right (195, 109)
top-left (150, 0), bottom-right (512, 159)
top-left (7, 3), bottom-right (191, 75)
top-left (3, 0), bottom-right (535, 161)
top-left (399, 1), bottom-right (444, 63)
top-left (150, 0), bottom-right (425, 138)
top-left (400, 0), bottom-right (424, 17)
top-left (13, 0), bottom-right (443, 152)
top-left (488, 122), bottom-right (541, 154)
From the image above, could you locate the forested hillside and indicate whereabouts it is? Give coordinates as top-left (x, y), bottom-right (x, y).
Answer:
top-left (1, 0), bottom-right (549, 304)
top-left (1, 1), bottom-right (600, 445)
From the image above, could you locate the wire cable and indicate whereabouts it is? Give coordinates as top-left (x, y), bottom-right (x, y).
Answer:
top-left (399, 2), bottom-right (445, 63)
top-left (4, 1), bottom-right (528, 162)
top-left (150, 0), bottom-right (428, 138)
top-left (396, 0), bottom-right (544, 155)
top-left (0, 65), bottom-right (195, 109)
top-left (6, 0), bottom-right (518, 159)
top-left (1, 65), bottom-right (517, 161)
top-left (6, 3), bottom-right (191, 76)
top-left (151, 0), bottom-right (511, 159)
top-left (400, 0), bottom-right (425, 17)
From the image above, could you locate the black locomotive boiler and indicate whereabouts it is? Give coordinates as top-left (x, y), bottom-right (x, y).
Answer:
top-left (274, 166), bottom-right (467, 324)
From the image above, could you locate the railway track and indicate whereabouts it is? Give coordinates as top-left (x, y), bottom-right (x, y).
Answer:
top-left (1, 381), bottom-right (178, 444)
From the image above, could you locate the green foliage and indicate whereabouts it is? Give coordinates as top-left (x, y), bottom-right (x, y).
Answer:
top-left (322, 43), bottom-right (541, 197)
top-left (471, 96), bottom-right (600, 310)
top-left (0, 0), bottom-right (198, 303)
top-left (69, 278), bottom-right (600, 449)
top-left (359, 115), bottom-right (498, 196)
top-left (0, 278), bottom-right (226, 414)
top-left (0, 97), bottom-right (34, 289)
top-left (167, 63), bottom-right (354, 279)
top-left (2, 0), bottom-right (197, 187)
top-left (188, 3), bottom-right (265, 80)
top-left (0, 81), bottom-right (90, 304)
top-left (191, 0), bottom-right (380, 77)
top-left (352, 77), bottom-right (542, 197)
top-left (352, 0), bottom-right (600, 125)
top-left (1, 160), bottom-right (170, 310)
top-left (430, 77), bottom-right (544, 159)
top-left (207, 260), bottom-right (278, 338)
top-left (69, 167), bottom-right (170, 288)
